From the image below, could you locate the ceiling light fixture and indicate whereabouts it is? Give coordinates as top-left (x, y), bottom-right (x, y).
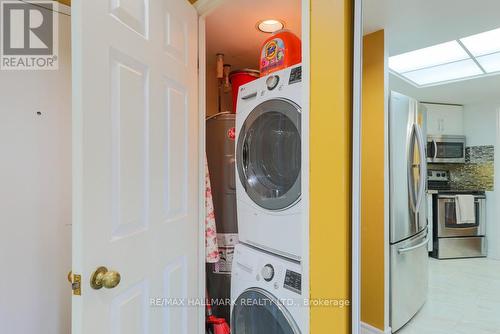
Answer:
top-left (388, 26), bottom-right (500, 87)
top-left (460, 28), bottom-right (500, 57)
top-left (476, 52), bottom-right (500, 73)
top-left (388, 41), bottom-right (469, 73)
top-left (402, 59), bottom-right (482, 86)
top-left (257, 19), bottom-right (284, 33)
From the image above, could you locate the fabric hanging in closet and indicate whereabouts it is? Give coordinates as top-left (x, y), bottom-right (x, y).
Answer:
top-left (205, 157), bottom-right (220, 263)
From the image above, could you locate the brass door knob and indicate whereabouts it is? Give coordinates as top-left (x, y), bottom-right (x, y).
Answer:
top-left (90, 266), bottom-right (121, 290)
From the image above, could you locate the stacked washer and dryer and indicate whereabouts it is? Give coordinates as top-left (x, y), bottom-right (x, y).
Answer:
top-left (230, 31), bottom-right (305, 334)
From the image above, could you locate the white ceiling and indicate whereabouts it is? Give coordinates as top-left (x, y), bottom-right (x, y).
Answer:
top-left (205, 0), bottom-right (301, 71)
top-left (363, 0), bottom-right (500, 104)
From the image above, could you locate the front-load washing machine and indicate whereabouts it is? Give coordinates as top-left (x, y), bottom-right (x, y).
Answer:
top-left (231, 243), bottom-right (305, 334)
top-left (235, 64), bottom-right (302, 261)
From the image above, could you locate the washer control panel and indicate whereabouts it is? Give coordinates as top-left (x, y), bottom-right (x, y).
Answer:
top-left (283, 269), bottom-right (301, 294)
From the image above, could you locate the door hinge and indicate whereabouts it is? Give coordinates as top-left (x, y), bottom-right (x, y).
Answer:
top-left (68, 271), bottom-right (82, 296)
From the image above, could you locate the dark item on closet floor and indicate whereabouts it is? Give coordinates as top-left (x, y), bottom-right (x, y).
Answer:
top-left (206, 289), bottom-right (231, 334)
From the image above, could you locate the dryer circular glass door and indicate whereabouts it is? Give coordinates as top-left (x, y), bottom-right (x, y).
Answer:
top-left (231, 288), bottom-right (300, 334)
top-left (236, 98), bottom-right (301, 211)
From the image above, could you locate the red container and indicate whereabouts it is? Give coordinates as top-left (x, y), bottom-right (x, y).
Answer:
top-left (229, 69), bottom-right (260, 113)
top-left (260, 30), bottom-right (301, 76)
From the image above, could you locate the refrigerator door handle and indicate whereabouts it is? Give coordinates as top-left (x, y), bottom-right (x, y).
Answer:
top-left (397, 236), bottom-right (430, 254)
top-left (407, 124), bottom-right (417, 212)
top-left (415, 123), bottom-right (427, 213)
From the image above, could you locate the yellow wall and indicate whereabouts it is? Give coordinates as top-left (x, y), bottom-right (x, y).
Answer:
top-left (361, 30), bottom-right (386, 330)
top-left (310, 0), bottom-right (353, 333)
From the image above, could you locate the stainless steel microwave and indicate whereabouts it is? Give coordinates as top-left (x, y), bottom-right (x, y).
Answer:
top-left (427, 135), bottom-right (466, 163)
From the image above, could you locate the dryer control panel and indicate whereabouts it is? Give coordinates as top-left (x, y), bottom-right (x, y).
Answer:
top-left (284, 269), bottom-right (302, 294)
top-left (288, 66), bottom-right (302, 84)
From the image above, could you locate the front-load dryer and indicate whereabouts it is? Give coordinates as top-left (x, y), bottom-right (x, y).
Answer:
top-left (235, 64), bottom-right (302, 261)
top-left (231, 243), bottom-right (305, 334)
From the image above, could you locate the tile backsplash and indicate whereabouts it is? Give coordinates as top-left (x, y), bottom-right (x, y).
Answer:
top-left (429, 145), bottom-right (494, 191)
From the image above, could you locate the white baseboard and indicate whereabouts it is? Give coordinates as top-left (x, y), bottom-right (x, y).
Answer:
top-left (360, 322), bottom-right (392, 334)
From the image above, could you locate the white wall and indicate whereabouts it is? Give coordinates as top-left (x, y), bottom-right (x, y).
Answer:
top-left (463, 101), bottom-right (500, 260)
top-left (463, 102), bottom-right (499, 146)
top-left (0, 8), bottom-right (71, 333)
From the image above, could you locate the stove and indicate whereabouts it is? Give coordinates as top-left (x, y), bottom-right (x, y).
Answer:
top-left (427, 169), bottom-right (451, 191)
top-left (427, 169), bottom-right (487, 259)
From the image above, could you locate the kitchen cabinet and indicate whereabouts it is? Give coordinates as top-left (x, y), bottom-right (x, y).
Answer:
top-left (424, 103), bottom-right (464, 136)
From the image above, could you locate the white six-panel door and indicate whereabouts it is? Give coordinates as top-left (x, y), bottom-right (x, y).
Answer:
top-left (71, 0), bottom-right (200, 333)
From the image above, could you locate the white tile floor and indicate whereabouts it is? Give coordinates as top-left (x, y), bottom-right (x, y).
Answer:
top-left (397, 257), bottom-right (500, 334)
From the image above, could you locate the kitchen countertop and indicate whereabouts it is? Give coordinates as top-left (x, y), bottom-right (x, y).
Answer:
top-left (427, 189), bottom-right (486, 195)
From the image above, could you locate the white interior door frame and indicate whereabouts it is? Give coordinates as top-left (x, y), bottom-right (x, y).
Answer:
top-left (383, 31), bottom-right (391, 334)
top-left (196, 11), bottom-right (207, 334)
top-left (195, 1), bottom-right (311, 333)
top-left (193, 0), bottom-right (226, 17)
top-left (300, 0), bottom-right (310, 332)
top-left (352, 0), bottom-right (362, 333)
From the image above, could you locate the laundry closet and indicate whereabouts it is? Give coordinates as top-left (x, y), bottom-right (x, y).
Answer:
top-left (0, 0), bottom-right (308, 333)
top-left (202, 1), bottom-right (305, 333)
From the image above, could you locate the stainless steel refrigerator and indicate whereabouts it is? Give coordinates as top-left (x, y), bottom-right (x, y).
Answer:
top-left (389, 91), bottom-right (429, 332)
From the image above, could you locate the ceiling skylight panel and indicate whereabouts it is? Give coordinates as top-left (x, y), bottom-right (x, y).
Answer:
top-left (476, 52), bottom-right (500, 73)
top-left (401, 59), bottom-right (482, 86)
top-left (460, 28), bottom-right (500, 57)
top-left (388, 41), bottom-right (470, 73)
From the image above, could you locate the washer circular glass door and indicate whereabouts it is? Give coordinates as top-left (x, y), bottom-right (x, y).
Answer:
top-left (236, 98), bottom-right (301, 211)
top-left (231, 288), bottom-right (301, 334)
